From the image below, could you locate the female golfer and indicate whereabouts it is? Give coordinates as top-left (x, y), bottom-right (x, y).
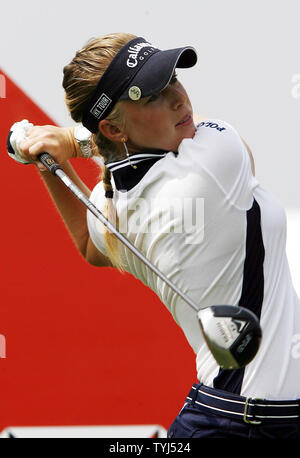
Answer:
top-left (10, 33), bottom-right (300, 438)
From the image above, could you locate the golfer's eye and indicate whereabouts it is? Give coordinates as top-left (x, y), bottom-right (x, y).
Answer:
top-left (146, 73), bottom-right (178, 104)
top-left (170, 73), bottom-right (178, 85)
top-left (146, 93), bottom-right (160, 103)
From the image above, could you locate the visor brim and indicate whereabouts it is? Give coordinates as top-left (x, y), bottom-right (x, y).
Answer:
top-left (119, 46), bottom-right (197, 101)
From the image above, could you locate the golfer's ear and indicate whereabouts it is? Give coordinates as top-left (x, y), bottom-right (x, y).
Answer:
top-left (98, 120), bottom-right (124, 142)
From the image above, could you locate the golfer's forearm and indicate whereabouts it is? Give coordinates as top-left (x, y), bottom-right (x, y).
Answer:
top-left (38, 160), bottom-right (91, 256)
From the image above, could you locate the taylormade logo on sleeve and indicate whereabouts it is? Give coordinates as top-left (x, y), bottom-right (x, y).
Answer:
top-left (127, 42), bottom-right (156, 68)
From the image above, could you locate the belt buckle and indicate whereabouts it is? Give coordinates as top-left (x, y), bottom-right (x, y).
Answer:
top-left (243, 397), bottom-right (262, 424)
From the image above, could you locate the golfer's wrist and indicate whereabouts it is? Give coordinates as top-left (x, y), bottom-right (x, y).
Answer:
top-left (70, 127), bottom-right (82, 158)
top-left (72, 125), bottom-right (97, 158)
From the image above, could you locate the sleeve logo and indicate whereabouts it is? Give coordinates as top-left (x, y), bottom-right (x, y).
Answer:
top-left (198, 121), bottom-right (226, 132)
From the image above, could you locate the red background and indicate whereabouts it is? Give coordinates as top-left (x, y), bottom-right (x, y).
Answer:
top-left (0, 70), bottom-right (195, 433)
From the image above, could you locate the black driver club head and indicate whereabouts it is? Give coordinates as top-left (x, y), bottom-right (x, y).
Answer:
top-left (198, 305), bottom-right (262, 369)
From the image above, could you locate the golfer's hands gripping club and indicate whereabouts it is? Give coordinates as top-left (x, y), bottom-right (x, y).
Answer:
top-left (7, 119), bottom-right (76, 171)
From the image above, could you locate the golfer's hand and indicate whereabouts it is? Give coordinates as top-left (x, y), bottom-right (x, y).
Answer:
top-left (7, 119), bottom-right (35, 166)
top-left (19, 123), bottom-right (76, 171)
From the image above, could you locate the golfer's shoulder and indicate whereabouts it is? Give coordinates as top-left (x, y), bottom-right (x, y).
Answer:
top-left (191, 118), bottom-right (254, 169)
top-left (181, 118), bottom-right (244, 166)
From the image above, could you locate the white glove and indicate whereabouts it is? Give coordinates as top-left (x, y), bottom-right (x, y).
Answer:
top-left (7, 119), bottom-right (35, 164)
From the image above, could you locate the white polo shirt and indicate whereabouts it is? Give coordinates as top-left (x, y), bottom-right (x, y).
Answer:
top-left (87, 120), bottom-right (300, 400)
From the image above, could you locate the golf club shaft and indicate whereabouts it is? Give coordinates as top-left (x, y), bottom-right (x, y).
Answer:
top-left (38, 153), bottom-right (199, 312)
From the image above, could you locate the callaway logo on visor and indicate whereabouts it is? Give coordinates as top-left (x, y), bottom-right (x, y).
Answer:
top-left (126, 41), bottom-right (156, 68)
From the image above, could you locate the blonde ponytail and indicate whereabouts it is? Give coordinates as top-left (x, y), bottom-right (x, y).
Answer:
top-left (101, 166), bottom-right (124, 271)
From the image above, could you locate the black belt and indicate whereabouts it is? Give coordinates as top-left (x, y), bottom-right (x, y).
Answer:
top-left (186, 384), bottom-right (300, 424)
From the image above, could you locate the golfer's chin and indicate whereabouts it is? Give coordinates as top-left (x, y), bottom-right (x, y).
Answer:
top-left (175, 126), bottom-right (197, 149)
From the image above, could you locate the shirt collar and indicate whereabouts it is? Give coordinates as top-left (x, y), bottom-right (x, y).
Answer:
top-left (105, 150), bottom-right (171, 191)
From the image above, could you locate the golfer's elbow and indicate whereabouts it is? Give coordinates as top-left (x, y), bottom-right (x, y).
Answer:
top-left (85, 253), bottom-right (112, 267)
top-left (84, 237), bottom-right (113, 267)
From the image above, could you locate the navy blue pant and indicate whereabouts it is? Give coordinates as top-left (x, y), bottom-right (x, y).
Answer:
top-left (167, 402), bottom-right (300, 439)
